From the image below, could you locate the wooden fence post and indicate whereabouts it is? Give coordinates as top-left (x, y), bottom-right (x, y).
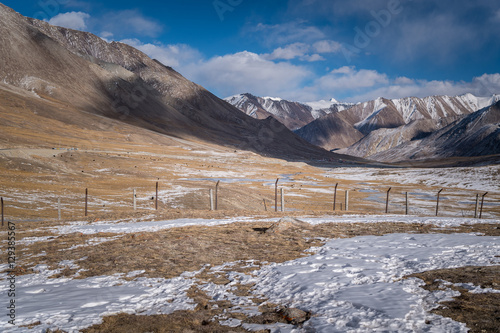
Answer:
top-left (58, 198), bottom-right (61, 221)
top-left (385, 187), bottom-right (391, 214)
top-left (333, 183), bottom-right (338, 211)
top-left (474, 193), bottom-right (479, 218)
top-left (275, 178), bottom-right (279, 212)
top-left (215, 181), bottom-right (220, 210)
top-left (263, 199), bottom-right (267, 212)
top-left (155, 182), bottom-right (159, 210)
top-left (1, 197), bottom-right (4, 227)
top-left (281, 188), bottom-right (285, 212)
top-left (210, 189), bottom-right (214, 211)
top-left (133, 189), bottom-right (137, 211)
top-left (85, 188), bottom-right (88, 217)
top-left (479, 192), bottom-right (488, 219)
top-left (405, 192), bottom-right (409, 215)
top-left (345, 190), bottom-right (349, 211)
top-left (435, 189), bottom-right (443, 216)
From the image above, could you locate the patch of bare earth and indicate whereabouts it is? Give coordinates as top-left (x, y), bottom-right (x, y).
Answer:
top-left (408, 266), bottom-right (500, 333)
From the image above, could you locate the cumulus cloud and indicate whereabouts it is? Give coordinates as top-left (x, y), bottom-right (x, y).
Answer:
top-left (101, 10), bottom-right (163, 38)
top-left (316, 66), bottom-right (389, 91)
top-left (183, 51), bottom-right (313, 99)
top-left (48, 11), bottom-right (90, 30)
top-left (262, 39), bottom-right (341, 62)
top-left (263, 43), bottom-right (310, 60)
top-left (345, 73), bottom-right (500, 102)
top-left (313, 40), bottom-right (342, 53)
top-left (262, 43), bottom-right (326, 62)
top-left (121, 39), bottom-right (202, 68)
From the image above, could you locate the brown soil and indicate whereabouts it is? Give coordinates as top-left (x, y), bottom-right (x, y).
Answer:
top-left (408, 266), bottom-right (500, 333)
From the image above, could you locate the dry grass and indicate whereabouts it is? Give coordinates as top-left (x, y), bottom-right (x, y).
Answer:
top-left (408, 266), bottom-right (500, 333)
top-left (9, 219), bottom-right (500, 281)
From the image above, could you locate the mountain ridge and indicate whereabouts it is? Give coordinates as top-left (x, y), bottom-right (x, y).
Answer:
top-left (0, 3), bottom-right (365, 165)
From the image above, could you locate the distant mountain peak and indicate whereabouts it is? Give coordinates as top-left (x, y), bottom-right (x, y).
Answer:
top-left (225, 94), bottom-right (356, 130)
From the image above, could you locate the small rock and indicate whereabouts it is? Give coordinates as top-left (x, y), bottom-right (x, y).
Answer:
top-left (266, 217), bottom-right (310, 234)
top-left (279, 307), bottom-right (310, 325)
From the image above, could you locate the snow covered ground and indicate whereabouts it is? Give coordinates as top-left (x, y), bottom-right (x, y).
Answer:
top-left (1, 215), bottom-right (498, 332)
top-left (326, 166), bottom-right (500, 193)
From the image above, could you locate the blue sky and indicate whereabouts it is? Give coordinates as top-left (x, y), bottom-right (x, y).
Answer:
top-left (4, 0), bottom-right (500, 102)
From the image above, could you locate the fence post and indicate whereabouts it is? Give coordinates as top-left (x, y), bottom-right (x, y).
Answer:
top-left (435, 189), bottom-right (443, 216)
top-left (405, 192), bottom-right (409, 215)
top-left (333, 183), bottom-right (338, 211)
top-left (479, 192), bottom-right (488, 219)
top-left (345, 190), bottom-right (349, 211)
top-left (1, 197), bottom-right (4, 227)
top-left (215, 181), bottom-right (220, 210)
top-left (58, 198), bottom-right (61, 220)
top-left (155, 182), bottom-right (159, 210)
top-left (85, 188), bottom-right (88, 217)
top-left (210, 189), bottom-right (214, 211)
top-left (133, 189), bottom-right (136, 210)
top-left (474, 193), bottom-right (479, 218)
top-left (281, 188), bottom-right (285, 212)
top-left (263, 199), bottom-right (267, 211)
top-left (275, 178), bottom-right (279, 212)
top-left (385, 187), bottom-right (391, 214)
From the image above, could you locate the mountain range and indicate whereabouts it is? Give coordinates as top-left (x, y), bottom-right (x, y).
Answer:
top-left (224, 93), bottom-right (354, 130)
top-left (227, 92), bottom-right (500, 162)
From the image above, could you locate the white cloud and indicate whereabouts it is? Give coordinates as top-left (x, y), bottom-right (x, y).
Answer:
top-left (48, 11), bottom-right (90, 30)
top-left (183, 51), bottom-right (312, 99)
top-left (313, 40), bottom-right (342, 53)
top-left (101, 10), bottom-right (163, 38)
top-left (301, 54), bottom-right (325, 62)
top-left (251, 21), bottom-right (326, 46)
top-left (121, 39), bottom-right (202, 68)
top-left (99, 31), bottom-right (114, 42)
top-left (262, 43), bottom-right (325, 62)
top-left (316, 66), bottom-right (389, 91)
top-left (264, 43), bottom-right (310, 60)
top-left (393, 76), bottom-right (416, 85)
top-left (345, 73), bottom-right (500, 102)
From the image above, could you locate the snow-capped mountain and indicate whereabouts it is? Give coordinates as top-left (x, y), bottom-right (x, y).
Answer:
top-left (362, 100), bottom-right (500, 162)
top-left (224, 93), bottom-right (354, 130)
top-left (296, 93), bottom-right (500, 157)
top-left (342, 94), bottom-right (500, 135)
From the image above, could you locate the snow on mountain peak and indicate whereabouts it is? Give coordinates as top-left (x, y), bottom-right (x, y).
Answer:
top-left (262, 96), bottom-right (283, 102)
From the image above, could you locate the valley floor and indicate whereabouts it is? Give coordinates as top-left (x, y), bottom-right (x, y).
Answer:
top-left (0, 113), bottom-right (499, 332)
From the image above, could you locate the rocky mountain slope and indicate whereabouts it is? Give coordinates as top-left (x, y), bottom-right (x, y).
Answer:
top-left (0, 3), bottom-right (361, 164)
top-left (294, 112), bottom-right (364, 151)
top-left (225, 93), bottom-right (353, 130)
top-left (364, 101), bottom-right (500, 162)
top-left (344, 94), bottom-right (499, 135)
top-left (338, 117), bottom-right (461, 158)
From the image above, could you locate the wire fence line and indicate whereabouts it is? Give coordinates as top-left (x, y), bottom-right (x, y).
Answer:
top-left (1, 177), bottom-right (498, 223)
